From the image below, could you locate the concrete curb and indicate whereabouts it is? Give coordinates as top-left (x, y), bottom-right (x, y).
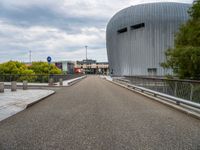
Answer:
top-left (4, 75), bottom-right (87, 89)
top-left (104, 78), bottom-right (200, 121)
top-left (26, 91), bottom-right (55, 108)
top-left (63, 75), bottom-right (87, 87)
top-left (55, 75), bottom-right (87, 87)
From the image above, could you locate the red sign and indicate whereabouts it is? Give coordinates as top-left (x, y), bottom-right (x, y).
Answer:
top-left (74, 68), bottom-right (82, 74)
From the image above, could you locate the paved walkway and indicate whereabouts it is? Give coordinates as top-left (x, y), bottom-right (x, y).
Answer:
top-left (0, 89), bottom-right (55, 121)
top-left (0, 76), bottom-right (200, 150)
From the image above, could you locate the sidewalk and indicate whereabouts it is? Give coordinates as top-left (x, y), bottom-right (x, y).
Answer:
top-left (0, 89), bottom-right (55, 121)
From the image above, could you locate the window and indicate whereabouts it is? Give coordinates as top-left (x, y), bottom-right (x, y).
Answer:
top-left (131, 23), bottom-right (145, 30)
top-left (117, 27), bottom-right (127, 34)
top-left (148, 68), bottom-right (157, 76)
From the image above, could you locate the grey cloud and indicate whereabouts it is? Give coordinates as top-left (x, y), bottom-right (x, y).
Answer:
top-left (0, 2), bottom-right (107, 33)
top-left (0, 0), bottom-right (194, 63)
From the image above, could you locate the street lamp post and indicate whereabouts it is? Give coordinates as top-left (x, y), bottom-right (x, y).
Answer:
top-left (85, 46), bottom-right (88, 61)
top-left (85, 46), bottom-right (88, 75)
top-left (29, 50), bottom-right (32, 64)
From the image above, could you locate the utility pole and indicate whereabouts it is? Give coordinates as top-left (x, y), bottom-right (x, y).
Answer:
top-left (85, 46), bottom-right (88, 60)
top-left (85, 46), bottom-right (88, 75)
top-left (29, 50), bottom-right (32, 64)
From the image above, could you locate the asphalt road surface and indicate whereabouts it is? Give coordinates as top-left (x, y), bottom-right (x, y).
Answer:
top-left (0, 76), bottom-right (200, 150)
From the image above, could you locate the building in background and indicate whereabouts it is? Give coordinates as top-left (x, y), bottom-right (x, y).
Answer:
top-left (75, 59), bottom-right (109, 75)
top-left (106, 2), bottom-right (191, 76)
top-left (24, 59), bottom-right (109, 75)
top-left (53, 61), bottom-right (75, 74)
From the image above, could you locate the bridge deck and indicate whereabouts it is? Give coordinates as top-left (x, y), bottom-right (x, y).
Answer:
top-left (0, 76), bottom-right (200, 149)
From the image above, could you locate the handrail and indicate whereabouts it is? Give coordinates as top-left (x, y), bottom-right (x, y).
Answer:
top-left (118, 79), bottom-right (200, 109)
top-left (124, 76), bottom-right (200, 84)
top-left (126, 83), bottom-right (200, 109)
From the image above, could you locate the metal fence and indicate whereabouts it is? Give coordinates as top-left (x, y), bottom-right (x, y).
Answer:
top-left (0, 74), bottom-right (84, 83)
top-left (115, 76), bottom-right (200, 104)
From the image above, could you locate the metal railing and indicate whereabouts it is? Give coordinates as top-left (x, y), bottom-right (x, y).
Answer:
top-left (0, 74), bottom-right (84, 83)
top-left (115, 76), bottom-right (200, 104)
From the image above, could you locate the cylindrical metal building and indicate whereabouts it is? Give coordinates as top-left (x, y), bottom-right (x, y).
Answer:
top-left (106, 2), bottom-right (191, 76)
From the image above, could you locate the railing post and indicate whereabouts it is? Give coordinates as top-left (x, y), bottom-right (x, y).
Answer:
top-left (59, 78), bottom-right (63, 86)
top-left (11, 81), bottom-right (17, 91)
top-left (190, 83), bottom-right (194, 101)
top-left (155, 79), bottom-right (157, 91)
top-left (49, 78), bottom-right (54, 86)
top-left (0, 82), bottom-right (4, 93)
top-left (23, 81), bottom-right (28, 90)
top-left (174, 81), bottom-right (177, 97)
top-left (163, 80), bottom-right (166, 94)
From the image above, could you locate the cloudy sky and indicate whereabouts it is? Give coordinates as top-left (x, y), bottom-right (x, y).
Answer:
top-left (0, 0), bottom-right (193, 63)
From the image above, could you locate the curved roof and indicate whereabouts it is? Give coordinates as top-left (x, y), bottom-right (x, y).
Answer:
top-left (107, 2), bottom-right (191, 31)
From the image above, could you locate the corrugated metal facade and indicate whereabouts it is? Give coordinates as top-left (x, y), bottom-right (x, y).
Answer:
top-left (106, 2), bottom-right (191, 76)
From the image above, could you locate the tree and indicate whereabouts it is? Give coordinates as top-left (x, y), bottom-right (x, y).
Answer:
top-left (28, 62), bottom-right (62, 83)
top-left (0, 61), bottom-right (34, 75)
top-left (161, 47), bottom-right (200, 79)
top-left (0, 61), bottom-right (62, 82)
top-left (161, 0), bottom-right (200, 79)
top-left (0, 61), bottom-right (35, 81)
top-left (29, 62), bottom-right (62, 74)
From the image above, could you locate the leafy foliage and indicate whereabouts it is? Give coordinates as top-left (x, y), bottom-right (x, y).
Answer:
top-left (188, 0), bottom-right (200, 20)
top-left (0, 61), bottom-right (62, 82)
top-left (0, 61), bottom-right (34, 75)
top-left (0, 61), bottom-right (36, 81)
top-left (29, 62), bottom-right (62, 74)
top-left (161, 47), bottom-right (200, 79)
top-left (161, 0), bottom-right (200, 79)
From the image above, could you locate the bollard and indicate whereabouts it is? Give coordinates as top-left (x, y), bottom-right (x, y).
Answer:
top-left (49, 78), bottom-right (54, 86)
top-left (59, 78), bottom-right (63, 86)
top-left (11, 81), bottom-right (17, 91)
top-left (23, 81), bottom-right (28, 90)
top-left (0, 82), bottom-right (4, 93)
